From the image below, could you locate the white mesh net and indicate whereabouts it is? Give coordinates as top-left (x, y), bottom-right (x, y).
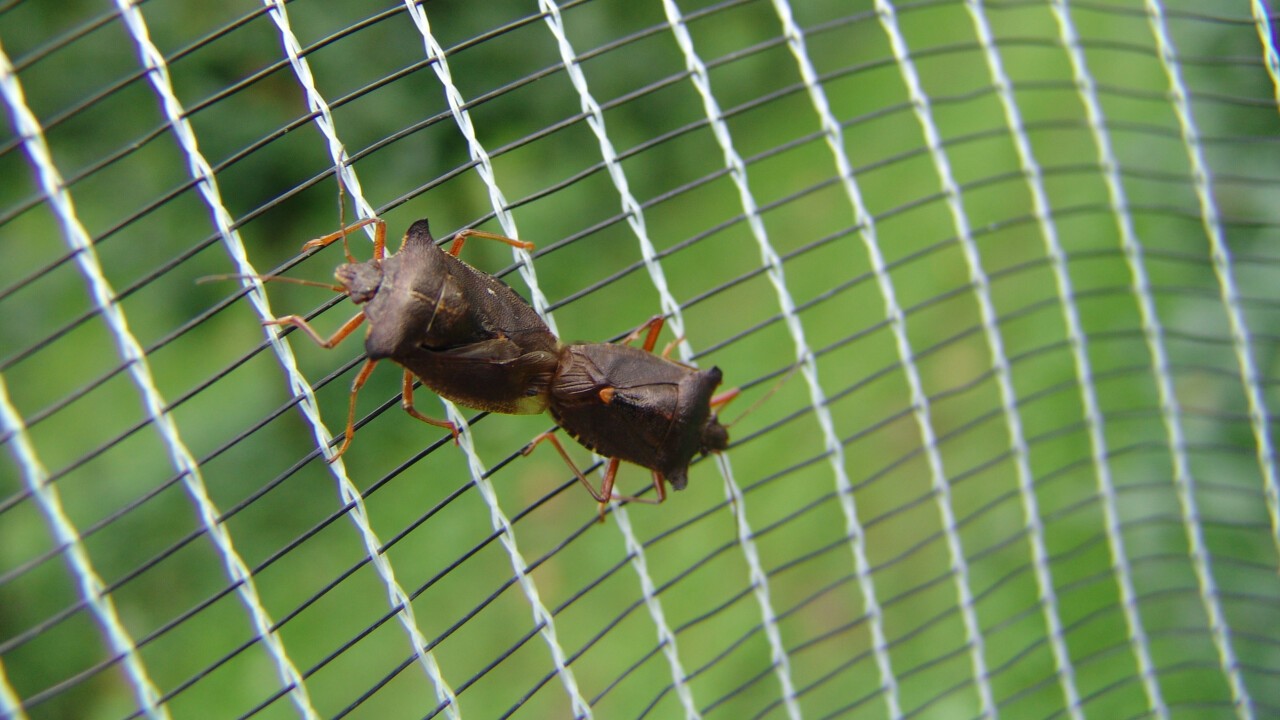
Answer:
top-left (1, 1), bottom-right (1277, 718)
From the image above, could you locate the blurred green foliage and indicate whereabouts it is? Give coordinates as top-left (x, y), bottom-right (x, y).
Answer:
top-left (1, 1), bottom-right (1278, 719)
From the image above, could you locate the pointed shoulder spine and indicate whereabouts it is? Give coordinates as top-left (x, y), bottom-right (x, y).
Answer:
top-left (403, 219), bottom-right (435, 249)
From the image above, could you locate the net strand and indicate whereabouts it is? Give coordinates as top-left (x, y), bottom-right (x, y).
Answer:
top-left (962, 1), bottom-right (1084, 716)
top-left (2, 4), bottom-right (1275, 717)
top-left (536, 2), bottom-right (701, 715)
top-left (1145, 2), bottom-right (1260, 715)
top-left (537, 0), bottom-right (683, 336)
top-left (264, 2), bottom-right (376, 224)
top-left (0, 656), bottom-right (23, 720)
top-left (0, 331), bottom-right (347, 605)
top-left (1249, 0), bottom-right (1280, 549)
top-left (1050, 0), bottom-right (1170, 715)
top-left (764, 0), bottom-right (908, 715)
top-left (404, 1), bottom-right (558, 336)
top-left (260, 1), bottom-right (464, 715)
top-left (711, 456), bottom-right (800, 717)
top-left (402, 3), bottom-right (591, 717)
top-left (4, 8), bottom-right (320, 717)
top-left (0, 370), bottom-right (164, 716)
top-left (661, 1), bottom-right (853, 717)
top-left (873, 2), bottom-right (997, 715)
top-left (1253, 0), bottom-right (1280, 113)
top-left (109, 1), bottom-right (329, 716)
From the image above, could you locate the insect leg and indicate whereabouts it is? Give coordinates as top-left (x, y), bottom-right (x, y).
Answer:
top-left (301, 217), bottom-right (388, 262)
top-left (524, 432), bottom-right (668, 519)
top-left (595, 459), bottom-right (621, 522)
top-left (659, 337), bottom-right (687, 359)
top-left (331, 358), bottom-right (379, 462)
top-left (649, 472), bottom-right (668, 504)
top-left (596, 462), bottom-right (669, 522)
top-left (711, 387), bottom-right (741, 410)
top-left (401, 370), bottom-right (459, 443)
top-left (265, 311), bottom-right (366, 348)
top-left (597, 469), bottom-right (667, 527)
top-left (523, 431), bottom-right (608, 502)
top-left (603, 474), bottom-right (667, 505)
top-left (447, 229), bottom-right (535, 257)
top-left (603, 469), bottom-right (667, 503)
top-left (623, 315), bottom-right (688, 358)
top-left (619, 315), bottom-right (666, 352)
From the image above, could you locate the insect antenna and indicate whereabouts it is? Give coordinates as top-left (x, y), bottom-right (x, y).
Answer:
top-left (197, 273), bottom-right (345, 293)
top-left (335, 168), bottom-right (357, 264)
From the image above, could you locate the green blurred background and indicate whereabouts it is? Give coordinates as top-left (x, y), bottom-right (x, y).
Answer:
top-left (1, 0), bottom-right (1278, 718)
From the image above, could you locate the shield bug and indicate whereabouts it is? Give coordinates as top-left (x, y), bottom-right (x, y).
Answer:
top-left (525, 316), bottom-right (739, 520)
top-left (266, 217), bottom-right (561, 461)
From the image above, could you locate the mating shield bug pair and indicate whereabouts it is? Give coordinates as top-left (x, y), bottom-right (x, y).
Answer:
top-left (265, 215), bottom-right (736, 518)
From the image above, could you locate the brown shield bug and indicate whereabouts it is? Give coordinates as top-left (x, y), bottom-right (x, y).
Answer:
top-left (525, 316), bottom-right (739, 520)
top-left (249, 199), bottom-right (747, 518)
top-left (266, 217), bottom-right (561, 460)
